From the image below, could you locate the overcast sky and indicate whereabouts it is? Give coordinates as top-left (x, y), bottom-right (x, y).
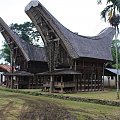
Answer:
top-left (0, 0), bottom-right (109, 63)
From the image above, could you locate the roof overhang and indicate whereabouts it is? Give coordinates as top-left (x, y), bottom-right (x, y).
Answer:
top-left (37, 69), bottom-right (81, 76)
top-left (4, 71), bottom-right (34, 76)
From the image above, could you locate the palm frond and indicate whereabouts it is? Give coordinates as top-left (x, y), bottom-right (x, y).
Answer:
top-left (101, 4), bottom-right (113, 21)
top-left (107, 0), bottom-right (117, 4)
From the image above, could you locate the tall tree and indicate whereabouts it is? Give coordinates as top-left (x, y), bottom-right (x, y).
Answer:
top-left (0, 42), bottom-right (11, 63)
top-left (106, 39), bottom-right (120, 68)
top-left (98, 0), bottom-right (120, 99)
top-left (10, 22), bottom-right (41, 45)
top-left (98, 0), bottom-right (120, 30)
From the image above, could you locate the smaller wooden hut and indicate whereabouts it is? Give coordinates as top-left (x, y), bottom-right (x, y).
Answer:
top-left (4, 71), bottom-right (34, 89)
top-left (104, 68), bottom-right (120, 88)
top-left (37, 69), bottom-right (81, 93)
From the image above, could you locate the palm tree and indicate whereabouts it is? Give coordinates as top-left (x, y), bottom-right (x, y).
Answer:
top-left (98, 0), bottom-right (120, 30)
top-left (98, 0), bottom-right (120, 99)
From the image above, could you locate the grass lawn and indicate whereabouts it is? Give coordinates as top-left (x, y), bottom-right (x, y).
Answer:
top-left (21, 88), bottom-right (120, 101)
top-left (0, 89), bottom-right (120, 120)
top-left (62, 89), bottom-right (120, 101)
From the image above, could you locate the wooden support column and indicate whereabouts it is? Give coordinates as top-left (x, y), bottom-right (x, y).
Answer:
top-left (98, 77), bottom-right (100, 91)
top-left (74, 60), bottom-right (77, 92)
top-left (102, 65), bottom-right (105, 91)
top-left (108, 76), bottom-right (110, 88)
top-left (88, 77), bottom-right (89, 91)
top-left (32, 78), bottom-right (33, 89)
top-left (28, 78), bottom-right (30, 89)
top-left (5, 76), bottom-right (8, 88)
top-left (16, 77), bottom-right (18, 89)
top-left (35, 76), bottom-right (38, 89)
top-left (91, 74), bottom-right (93, 91)
top-left (61, 76), bottom-right (63, 93)
top-left (29, 77), bottom-right (36, 89)
top-left (115, 76), bottom-right (117, 89)
top-left (95, 75), bottom-right (96, 91)
top-left (5, 77), bottom-right (8, 88)
top-left (74, 75), bottom-right (77, 92)
top-left (50, 75), bottom-right (54, 93)
top-left (11, 76), bottom-right (13, 89)
top-left (0, 74), bottom-right (3, 86)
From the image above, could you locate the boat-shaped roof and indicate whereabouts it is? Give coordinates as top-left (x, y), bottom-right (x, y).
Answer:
top-left (0, 17), bottom-right (46, 62)
top-left (25, 0), bottom-right (115, 61)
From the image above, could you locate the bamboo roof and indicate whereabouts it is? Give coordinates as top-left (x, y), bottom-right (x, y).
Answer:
top-left (25, 0), bottom-right (115, 61)
top-left (0, 17), bottom-right (46, 62)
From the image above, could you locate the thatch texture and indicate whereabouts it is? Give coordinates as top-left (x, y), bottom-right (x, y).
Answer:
top-left (0, 17), bottom-right (46, 62)
top-left (25, 0), bottom-right (115, 61)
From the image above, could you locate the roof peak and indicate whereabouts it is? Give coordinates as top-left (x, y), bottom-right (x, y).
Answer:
top-left (25, 0), bottom-right (39, 12)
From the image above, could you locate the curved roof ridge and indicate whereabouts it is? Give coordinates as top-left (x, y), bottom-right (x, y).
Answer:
top-left (25, 0), bottom-right (79, 58)
top-left (0, 17), bottom-right (29, 61)
top-left (74, 27), bottom-right (115, 40)
top-left (25, 0), bottom-right (39, 11)
top-left (0, 17), bottom-right (46, 62)
top-left (25, 1), bottom-right (115, 60)
top-left (25, 1), bottom-right (115, 41)
top-left (61, 26), bottom-right (115, 40)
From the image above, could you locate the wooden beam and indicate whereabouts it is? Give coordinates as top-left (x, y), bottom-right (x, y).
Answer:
top-left (50, 75), bottom-right (54, 93)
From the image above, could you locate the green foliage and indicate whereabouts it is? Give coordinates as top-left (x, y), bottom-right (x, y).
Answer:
top-left (10, 22), bottom-right (41, 44)
top-left (111, 39), bottom-right (120, 68)
top-left (106, 39), bottom-right (120, 68)
top-left (0, 22), bottom-right (41, 63)
top-left (0, 41), bottom-right (11, 63)
top-left (98, 0), bottom-right (120, 30)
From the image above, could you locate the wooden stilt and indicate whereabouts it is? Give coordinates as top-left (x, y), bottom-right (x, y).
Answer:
top-left (61, 76), bottom-right (63, 93)
top-left (50, 75), bottom-right (53, 93)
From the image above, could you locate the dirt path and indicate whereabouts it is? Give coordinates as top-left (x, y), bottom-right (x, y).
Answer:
top-left (0, 94), bottom-right (77, 120)
top-left (0, 100), bottom-right (14, 120)
top-left (1, 90), bottom-right (120, 120)
top-left (19, 97), bottom-right (77, 120)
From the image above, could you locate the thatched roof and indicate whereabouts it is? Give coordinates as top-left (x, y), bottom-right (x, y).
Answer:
top-left (0, 17), bottom-right (46, 62)
top-left (25, 0), bottom-right (115, 61)
top-left (4, 71), bottom-right (34, 76)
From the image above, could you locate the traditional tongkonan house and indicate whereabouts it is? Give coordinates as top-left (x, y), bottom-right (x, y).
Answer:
top-left (25, 0), bottom-right (115, 93)
top-left (0, 17), bottom-right (48, 89)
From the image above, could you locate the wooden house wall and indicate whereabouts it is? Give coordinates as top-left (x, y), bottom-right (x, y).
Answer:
top-left (56, 44), bottom-right (71, 68)
top-left (73, 59), bottom-right (104, 91)
top-left (27, 61), bottom-right (48, 73)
